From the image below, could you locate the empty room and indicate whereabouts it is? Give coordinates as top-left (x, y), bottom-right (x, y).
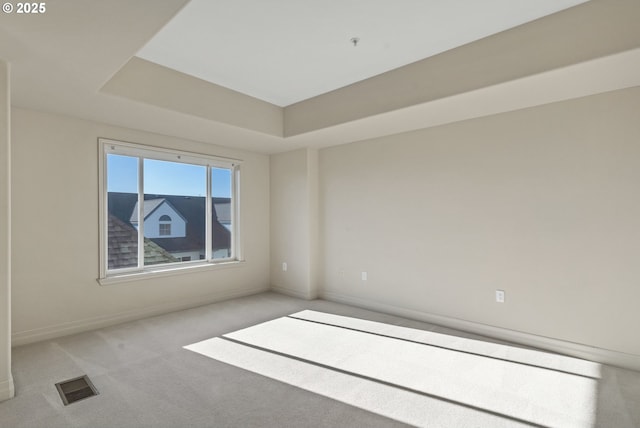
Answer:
top-left (1, 0), bottom-right (640, 426)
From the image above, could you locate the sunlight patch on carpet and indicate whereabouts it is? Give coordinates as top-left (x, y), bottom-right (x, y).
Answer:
top-left (185, 310), bottom-right (600, 428)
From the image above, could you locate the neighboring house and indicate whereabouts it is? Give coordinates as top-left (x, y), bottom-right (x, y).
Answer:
top-left (108, 192), bottom-right (231, 263)
top-left (130, 198), bottom-right (187, 239)
top-left (213, 198), bottom-right (231, 231)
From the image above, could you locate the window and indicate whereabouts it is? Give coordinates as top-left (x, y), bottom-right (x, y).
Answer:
top-left (159, 223), bottom-right (171, 236)
top-left (99, 138), bottom-right (240, 280)
top-left (158, 215), bottom-right (172, 236)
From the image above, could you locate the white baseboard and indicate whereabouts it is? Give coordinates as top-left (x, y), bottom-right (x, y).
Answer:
top-left (12, 286), bottom-right (268, 347)
top-left (0, 375), bottom-right (14, 402)
top-left (271, 285), bottom-right (315, 300)
top-left (321, 290), bottom-right (640, 372)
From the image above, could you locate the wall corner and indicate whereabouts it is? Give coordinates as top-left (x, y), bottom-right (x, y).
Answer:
top-left (0, 60), bottom-right (14, 401)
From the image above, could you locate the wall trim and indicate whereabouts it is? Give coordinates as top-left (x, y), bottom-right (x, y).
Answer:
top-left (0, 375), bottom-right (14, 402)
top-left (12, 286), bottom-right (268, 347)
top-left (271, 285), bottom-right (314, 300)
top-left (321, 290), bottom-right (640, 372)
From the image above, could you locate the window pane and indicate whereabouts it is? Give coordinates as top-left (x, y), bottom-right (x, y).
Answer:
top-left (212, 167), bottom-right (232, 259)
top-left (107, 154), bottom-right (139, 270)
top-left (102, 139), bottom-right (240, 279)
top-left (142, 159), bottom-right (206, 266)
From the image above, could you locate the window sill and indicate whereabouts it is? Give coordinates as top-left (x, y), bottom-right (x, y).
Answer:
top-left (97, 260), bottom-right (246, 286)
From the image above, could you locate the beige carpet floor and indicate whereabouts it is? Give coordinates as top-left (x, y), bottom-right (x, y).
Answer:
top-left (1, 292), bottom-right (639, 427)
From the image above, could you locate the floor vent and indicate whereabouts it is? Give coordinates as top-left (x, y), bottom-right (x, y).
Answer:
top-left (55, 375), bottom-right (99, 405)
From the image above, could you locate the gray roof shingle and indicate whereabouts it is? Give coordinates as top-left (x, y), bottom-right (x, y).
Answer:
top-left (108, 214), bottom-right (178, 269)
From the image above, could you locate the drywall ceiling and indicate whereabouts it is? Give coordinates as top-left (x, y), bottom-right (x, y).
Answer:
top-left (2, 0), bottom-right (640, 154)
top-left (137, 0), bottom-right (588, 107)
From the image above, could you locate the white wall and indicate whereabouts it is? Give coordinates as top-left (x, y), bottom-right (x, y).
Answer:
top-left (270, 148), bottom-right (319, 299)
top-left (10, 108), bottom-right (270, 345)
top-left (319, 87), bottom-right (640, 362)
top-left (0, 61), bottom-right (13, 401)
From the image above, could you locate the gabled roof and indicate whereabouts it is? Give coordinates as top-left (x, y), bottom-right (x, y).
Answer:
top-left (129, 198), bottom-right (187, 224)
top-left (213, 199), bottom-right (231, 224)
top-left (108, 192), bottom-right (231, 253)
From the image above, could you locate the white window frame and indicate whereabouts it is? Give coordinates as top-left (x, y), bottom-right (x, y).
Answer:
top-left (158, 222), bottom-right (171, 236)
top-left (98, 138), bottom-right (242, 283)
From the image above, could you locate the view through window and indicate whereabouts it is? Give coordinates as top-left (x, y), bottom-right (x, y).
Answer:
top-left (101, 140), bottom-right (238, 277)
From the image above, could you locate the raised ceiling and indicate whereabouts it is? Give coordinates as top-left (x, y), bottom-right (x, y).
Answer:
top-left (137, 0), bottom-right (588, 107)
top-left (2, 0), bottom-right (640, 153)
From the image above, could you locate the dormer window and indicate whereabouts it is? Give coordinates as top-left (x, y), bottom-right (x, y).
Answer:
top-left (159, 215), bottom-right (172, 236)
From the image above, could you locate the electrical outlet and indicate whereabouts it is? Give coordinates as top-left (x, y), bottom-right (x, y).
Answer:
top-left (361, 271), bottom-right (368, 281)
top-left (282, 262), bottom-right (287, 272)
top-left (496, 289), bottom-right (505, 303)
